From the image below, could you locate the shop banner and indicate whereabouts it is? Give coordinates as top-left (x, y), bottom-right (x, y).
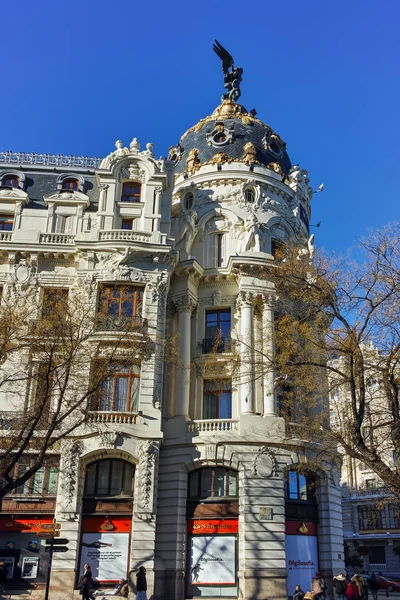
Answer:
top-left (187, 519), bottom-right (238, 535)
top-left (190, 535), bottom-right (236, 585)
top-left (80, 532), bottom-right (129, 582)
top-left (286, 534), bottom-right (318, 594)
top-left (0, 518), bottom-right (54, 533)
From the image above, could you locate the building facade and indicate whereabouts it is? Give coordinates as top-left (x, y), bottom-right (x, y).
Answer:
top-left (0, 69), bottom-right (344, 599)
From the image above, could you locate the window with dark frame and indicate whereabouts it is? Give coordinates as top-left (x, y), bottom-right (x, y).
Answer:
top-left (203, 379), bottom-right (232, 419)
top-left (121, 181), bottom-right (141, 202)
top-left (286, 470), bottom-right (316, 502)
top-left (61, 178), bottom-right (79, 191)
top-left (1, 176), bottom-right (19, 189)
top-left (188, 467), bottom-right (238, 499)
top-left (97, 284), bottom-right (143, 329)
top-left (245, 188), bottom-right (255, 203)
top-left (203, 309), bottom-right (231, 353)
top-left (271, 239), bottom-right (286, 259)
top-left (121, 218), bottom-right (134, 230)
top-left (95, 363), bottom-right (140, 413)
top-left (0, 216), bottom-right (14, 231)
top-left (84, 459), bottom-right (134, 497)
top-left (14, 457), bottom-right (59, 496)
top-left (42, 287), bottom-right (69, 318)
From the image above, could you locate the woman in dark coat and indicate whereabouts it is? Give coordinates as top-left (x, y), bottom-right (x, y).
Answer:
top-left (333, 573), bottom-right (347, 600)
top-left (136, 566), bottom-right (147, 600)
top-left (79, 564), bottom-right (94, 600)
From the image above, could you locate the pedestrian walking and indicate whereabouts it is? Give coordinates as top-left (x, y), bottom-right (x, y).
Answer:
top-left (333, 573), bottom-right (347, 600)
top-left (136, 566), bottom-right (147, 600)
top-left (368, 573), bottom-right (380, 600)
top-left (312, 572), bottom-right (327, 600)
top-left (346, 581), bottom-right (360, 600)
top-left (0, 561), bottom-right (7, 595)
top-left (292, 584), bottom-right (305, 600)
top-left (79, 564), bottom-right (95, 600)
top-left (351, 573), bottom-right (366, 600)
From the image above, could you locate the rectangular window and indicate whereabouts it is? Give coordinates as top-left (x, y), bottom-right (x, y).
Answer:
top-left (203, 309), bottom-right (231, 353)
top-left (98, 285), bottom-right (143, 330)
top-left (34, 363), bottom-right (54, 427)
top-left (55, 215), bottom-right (73, 234)
top-left (369, 546), bottom-right (386, 564)
top-left (42, 288), bottom-right (69, 318)
top-left (203, 379), bottom-right (232, 419)
top-left (96, 364), bottom-right (140, 413)
top-left (388, 504), bottom-right (400, 528)
top-left (14, 458), bottom-right (59, 496)
top-left (365, 479), bottom-right (377, 490)
top-left (271, 239), bottom-right (286, 259)
top-left (121, 182), bottom-right (141, 202)
top-left (358, 506), bottom-right (386, 530)
top-left (0, 216), bottom-right (14, 231)
top-left (121, 219), bottom-right (135, 230)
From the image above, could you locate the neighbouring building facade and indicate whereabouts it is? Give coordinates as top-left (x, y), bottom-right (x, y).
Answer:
top-left (0, 53), bottom-right (344, 600)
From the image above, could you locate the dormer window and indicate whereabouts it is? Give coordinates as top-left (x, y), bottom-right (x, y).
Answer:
top-left (1, 175), bottom-right (19, 189)
top-left (245, 188), bottom-right (255, 203)
top-left (61, 178), bottom-right (79, 191)
top-left (121, 182), bottom-right (141, 203)
top-left (184, 192), bottom-right (194, 210)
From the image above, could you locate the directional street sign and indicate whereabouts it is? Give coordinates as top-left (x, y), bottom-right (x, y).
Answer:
top-left (37, 531), bottom-right (60, 538)
top-left (45, 546), bottom-right (68, 553)
top-left (45, 538), bottom-right (69, 545)
top-left (39, 523), bottom-right (61, 530)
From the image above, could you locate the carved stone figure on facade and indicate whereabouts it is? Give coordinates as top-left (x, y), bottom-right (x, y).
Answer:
top-left (143, 143), bottom-right (155, 158)
top-left (237, 212), bottom-right (261, 253)
top-left (297, 234), bottom-right (315, 262)
top-left (130, 138), bottom-right (140, 152)
top-left (177, 211), bottom-right (198, 257)
top-left (213, 39), bottom-right (243, 103)
top-left (99, 140), bottom-right (129, 168)
top-left (242, 142), bottom-right (257, 166)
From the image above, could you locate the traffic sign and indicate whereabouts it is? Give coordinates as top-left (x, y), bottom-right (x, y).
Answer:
top-left (45, 546), bottom-right (68, 553)
top-left (45, 538), bottom-right (69, 545)
top-left (39, 523), bottom-right (61, 530)
top-left (37, 531), bottom-right (60, 538)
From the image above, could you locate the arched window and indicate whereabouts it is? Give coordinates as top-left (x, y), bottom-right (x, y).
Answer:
top-left (285, 470), bottom-right (316, 503)
top-left (1, 175), bottom-right (19, 189)
top-left (84, 459), bottom-right (134, 497)
top-left (245, 187), bottom-right (255, 203)
top-left (61, 178), bottom-right (79, 191)
top-left (121, 182), bottom-right (141, 202)
top-left (188, 467), bottom-right (238, 499)
top-left (184, 192), bottom-right (194, 210)
top-left (271, 238), bottom-right (286, 259)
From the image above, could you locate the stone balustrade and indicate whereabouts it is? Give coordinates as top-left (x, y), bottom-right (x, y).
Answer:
top-left (40, 233), bottom-right (76, 245)
top-left (0, 231), bottom-right (13, 242)
top-left (187, 419), bottom-right (239, 433)
top-left (86, 411), bottom-right (138, 424)
top-left (99, 230), bottom-right (152, 242)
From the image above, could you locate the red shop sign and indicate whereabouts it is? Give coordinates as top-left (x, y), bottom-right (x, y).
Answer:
top-left (285, 521), bottom-right (318, 536)
top-left (82, 517), bottom-right (131, 533)
top-left (187, 519), bottom-right (238, 535)
top-left (0, 517), bottom-right (55, 533)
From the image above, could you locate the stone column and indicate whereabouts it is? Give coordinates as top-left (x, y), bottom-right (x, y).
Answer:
top-left (153, 186), bottom-right (162, 232)
top-left (238, 292), bottom-right (255, 414)
top-left (262, 294), bottom-right (276, 416)
top-left (174, 295), bottom-right (196, 418)
top-left (98, 183), bottom-right (109, 230)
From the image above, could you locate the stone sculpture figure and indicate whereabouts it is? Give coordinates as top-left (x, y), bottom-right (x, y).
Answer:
top-left (176, 211), bottom-right (198, 257)
top-left (237, 212), bottom-right (261, 253)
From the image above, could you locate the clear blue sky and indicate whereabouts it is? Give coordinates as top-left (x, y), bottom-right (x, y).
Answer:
top-left (1, 0), bottom-right (399, 253)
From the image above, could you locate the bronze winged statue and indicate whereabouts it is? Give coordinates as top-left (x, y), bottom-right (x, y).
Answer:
top-left (213, 39), bottom-right (243, 103)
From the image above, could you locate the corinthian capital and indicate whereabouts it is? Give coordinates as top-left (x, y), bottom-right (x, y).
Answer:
top-left (173, 294), bottom-right (197, 314)
top-left (261, 292), bottom-right (278, 309)
top-left (236, 291), bottom-right (254, 312)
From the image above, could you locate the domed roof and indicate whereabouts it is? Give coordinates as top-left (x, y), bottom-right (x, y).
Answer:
top-left (171, 100), bottom-right (292, 177)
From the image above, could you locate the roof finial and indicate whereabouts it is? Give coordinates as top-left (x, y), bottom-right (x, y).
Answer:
top-left (213, 39), bottom-right (243, 103)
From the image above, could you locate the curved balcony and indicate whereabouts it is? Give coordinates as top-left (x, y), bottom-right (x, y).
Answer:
top-left (40, 232), bottom-right (75, 245)
top-left (187, 419), bottom-right (238, 433)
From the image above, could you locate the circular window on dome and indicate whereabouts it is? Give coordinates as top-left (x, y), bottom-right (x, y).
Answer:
top-left (206, 122), bottom-right (234, 147)
top-left (268, 136), bottom-right (283, 159)
top-left (184, 192), bottom-right (194, 210)
top-left (213, 131), bottom-right (227, 144)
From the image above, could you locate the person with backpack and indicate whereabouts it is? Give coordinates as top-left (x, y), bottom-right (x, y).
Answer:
top-left (312, 572), bottom-right (327, 600)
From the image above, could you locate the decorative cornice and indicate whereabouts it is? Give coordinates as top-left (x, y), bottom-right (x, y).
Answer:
top-left (0, 151), bottom-right (102, 169)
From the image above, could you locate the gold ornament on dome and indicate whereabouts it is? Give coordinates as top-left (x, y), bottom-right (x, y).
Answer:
top-left (209, 153), bottom-right (233, 165)
top-left (242, 142), bottom-right (257, 165)
top-left (267, 162), bottom-right (283, 175)
top-left (185, 148), bottom-right (200, 176)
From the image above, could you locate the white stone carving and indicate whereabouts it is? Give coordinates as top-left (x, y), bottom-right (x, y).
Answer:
top-left (137, 440), bottom-right (159, 512)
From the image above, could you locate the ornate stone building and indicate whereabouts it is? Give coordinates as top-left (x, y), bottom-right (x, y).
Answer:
top-left (0, 50), bottom-right (344, 600)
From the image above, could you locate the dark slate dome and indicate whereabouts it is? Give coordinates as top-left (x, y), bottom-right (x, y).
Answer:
top-left (171, 100), bottom-right (292, 176)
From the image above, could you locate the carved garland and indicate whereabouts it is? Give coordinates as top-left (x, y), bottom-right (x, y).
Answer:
top-left (137, 440), bottom-right (159, 511)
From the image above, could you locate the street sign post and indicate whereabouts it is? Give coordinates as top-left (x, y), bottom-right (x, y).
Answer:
top-left (39, 523), bottom-right (61, 530)
top-left (45, 538), bottom-right (69, 545)
top-left (45, 546), bottom-right (68, 553)
top-left (37, 531), bottom-right (60, 538)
